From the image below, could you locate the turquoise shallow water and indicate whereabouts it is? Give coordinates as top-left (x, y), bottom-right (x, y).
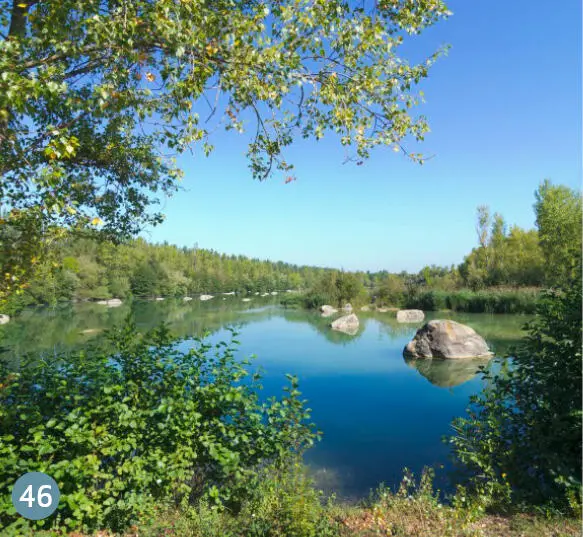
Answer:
top-left (0, 298), bottom-right (528, 499)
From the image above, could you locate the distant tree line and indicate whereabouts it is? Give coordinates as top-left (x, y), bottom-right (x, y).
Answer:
top-left (5, 180), bottom-right (580, 312)
top-left (373, 180), bottom-right (581, 306)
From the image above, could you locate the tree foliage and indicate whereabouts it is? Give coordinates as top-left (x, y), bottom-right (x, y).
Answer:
top-left (0, 0), bottom-right (450, 299)
top-left (6, 235), bottom-right (346, 308)
top-left (450, 264), bottom-right (582, 513)
top-left (534, 180), bottom-right (582, 286)
top-left (0, 322), bottom-right (318, 532)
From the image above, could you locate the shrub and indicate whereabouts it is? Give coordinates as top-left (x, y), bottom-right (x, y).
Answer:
top-left (0, 322), bottom-right (318, 533)
top-left (449, 274), bottom-right (582, 513)
top-left (236, 461), bottom-right (337, 537)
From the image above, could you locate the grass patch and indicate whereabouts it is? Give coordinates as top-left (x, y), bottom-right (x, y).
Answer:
top-left (405, 288), bottom-right (540, 314)
top-left (22, 467), bottom-right (581, 537)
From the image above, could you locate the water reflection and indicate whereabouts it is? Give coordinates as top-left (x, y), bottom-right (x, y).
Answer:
top-left (404, 356), bottom-right (492, 387)
top-left (0, 300), bottom-right (529, 499)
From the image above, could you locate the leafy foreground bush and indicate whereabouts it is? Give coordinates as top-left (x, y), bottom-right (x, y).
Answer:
top-left (450, 274), bottom-right (582, 514)
top-left (0, 323), bottom-right (318, 534)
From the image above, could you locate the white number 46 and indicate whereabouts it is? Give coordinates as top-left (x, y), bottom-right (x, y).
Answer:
top-left (19, 485), bottom-right (53, 508)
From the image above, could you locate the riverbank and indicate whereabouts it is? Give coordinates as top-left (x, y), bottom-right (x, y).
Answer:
top-left (27, 468), bottom-right (580, 537)
top-left (281, 287), bottom-right (541, 314)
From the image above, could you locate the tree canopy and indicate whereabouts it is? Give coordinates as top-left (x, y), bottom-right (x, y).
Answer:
top-left (0, 0), bottom-right (450, 300)
top-left (534, 179), bottom-right (582, 286)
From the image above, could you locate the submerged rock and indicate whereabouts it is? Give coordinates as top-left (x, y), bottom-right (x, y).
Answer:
top-left (200, 294), bottom-right (214, 301)
top-left (0, 314), bottom-right (10, 324)
top-left (155, 297), bottom-right (165, 301)
top-left (330, 314), bottom-right (359, 335)
top-left (320, 305), bottom-right (338, 317)
top-left (80, 328), bottom-right (102, 335)
top-left (183, 296), bottom-right (193, 301)
top-left (242, 298), bottom-right (252, 302)
top-left (271, 291), bottom-right (278, 295)
top-left (396, 309), bottom-right (425, 323)
top-left (404, 320), bottom-right (492, 359)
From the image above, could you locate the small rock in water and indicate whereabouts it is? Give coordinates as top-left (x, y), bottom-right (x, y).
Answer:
top-left (343, 303), bottom-right (353, 312)
top-left (242, 298), bottom-right (252, 302)
top-left (200, 294), bottom-right (214, 301)
top-left (396, 309), bottom-right (425, 323)
top-left (320, 305), bottom-right (338, 317)
top-left (80, 328), bottom-right (102, 335)
top-left (96, 298), bottom-right (122, 307)
top-left (183, 296), bottom-right (193, 301)
top-left (155, 297), bottom-right (165, 301)
top-left (330, 314), bottom-right (359, 335)
top-left (0, 314), bottom-right (10, 325)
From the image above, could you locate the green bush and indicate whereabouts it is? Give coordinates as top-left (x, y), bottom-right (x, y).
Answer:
top-left (0, 322), bottom-right (318, 534)
top-left (235, 461), bottom-right (337, 537)
top-left (450, 274), bottom-right (582, 513)
top-left (405, 289), bottom-right (539, 314)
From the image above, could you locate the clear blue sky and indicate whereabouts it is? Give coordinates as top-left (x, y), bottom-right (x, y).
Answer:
top-left (143, 0), bottom-right (582, 273)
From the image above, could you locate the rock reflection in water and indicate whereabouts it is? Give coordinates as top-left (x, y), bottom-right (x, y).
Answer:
top-left (404, 356), bottom-right (492, 388)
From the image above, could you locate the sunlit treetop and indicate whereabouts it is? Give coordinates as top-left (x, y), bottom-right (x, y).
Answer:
top-left (0, 0), bottom-right (450, 239)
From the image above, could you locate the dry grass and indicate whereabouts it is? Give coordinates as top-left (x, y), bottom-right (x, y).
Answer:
top-left (334, 503), bottom-right (581, 537)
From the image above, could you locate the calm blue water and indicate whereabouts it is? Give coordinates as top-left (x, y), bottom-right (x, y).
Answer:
top-left (0, 299), bottom-right (526, 499)
top-left (175, 305), bottom-right (523, 499)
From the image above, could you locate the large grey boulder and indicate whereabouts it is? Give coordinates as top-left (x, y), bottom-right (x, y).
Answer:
top-left (404, 320), bottom-right (492, 359)
top-left (397, 309), bottom-right (425, 323)
top-left (0, 314), bottom-right (10, 324)
top-left (320, 305), bottom-right (338, 317)
top-left (330, 314), bottom-right (359, 334)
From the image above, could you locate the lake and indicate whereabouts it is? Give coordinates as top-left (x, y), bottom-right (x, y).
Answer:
top-left (0, 297), bottom-right (530, 500)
